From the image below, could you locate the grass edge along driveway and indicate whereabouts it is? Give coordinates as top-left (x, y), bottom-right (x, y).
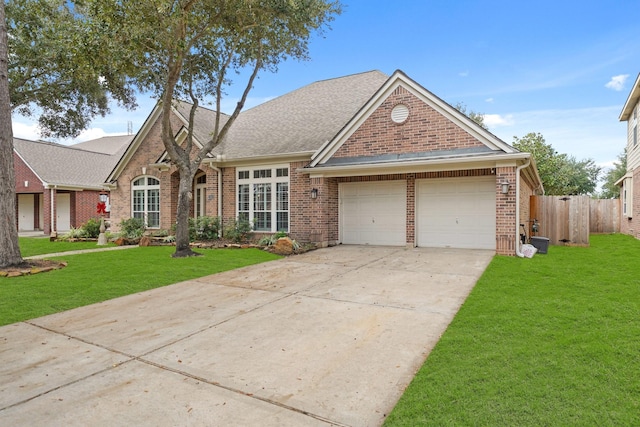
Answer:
top-left (0, 245), bottom-right (281, 326)
top-left (385, 233), bottom-right (640, 426)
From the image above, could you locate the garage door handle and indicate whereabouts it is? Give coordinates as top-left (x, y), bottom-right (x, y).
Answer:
top-left (372, 218), bottom-right (375, 223)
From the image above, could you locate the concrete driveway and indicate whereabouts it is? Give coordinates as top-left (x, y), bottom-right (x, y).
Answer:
top-left (0, 245), bottom-right (493, 426)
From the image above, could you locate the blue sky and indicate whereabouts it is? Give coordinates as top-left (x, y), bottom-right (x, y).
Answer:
top-left (12, 0), bottom-right (639, 172)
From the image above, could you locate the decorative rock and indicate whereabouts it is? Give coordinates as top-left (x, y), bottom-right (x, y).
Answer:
top-left (272, 237), bottom-right (294, 255)
top-left (139, 236), bottom-right (152, 247)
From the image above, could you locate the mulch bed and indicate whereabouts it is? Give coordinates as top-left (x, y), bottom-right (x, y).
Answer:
top-left (0, 259), bottom-right (67, 278)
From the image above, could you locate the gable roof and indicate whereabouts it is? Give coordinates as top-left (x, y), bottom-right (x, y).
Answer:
top-left (310, 70), bottom-right (519, 168)
top-left (13, 138), bottom-right (124, 190)
top-left (69, 135), bottom-right (134, 155)
top-left (212, 70), bottom-right (388, 160)
top-left (620, 73), bottom-right (640, 121)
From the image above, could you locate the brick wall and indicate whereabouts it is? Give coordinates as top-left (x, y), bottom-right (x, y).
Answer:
top-left (14, 153), bottom-right (44, 193)
top-left (333, 86), bottom-right (485, 159)
top-left (110, 112), bottom-right (222, 233)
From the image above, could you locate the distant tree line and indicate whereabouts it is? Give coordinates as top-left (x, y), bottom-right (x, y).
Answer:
top-left (454, 104), bottom-right (625, 198)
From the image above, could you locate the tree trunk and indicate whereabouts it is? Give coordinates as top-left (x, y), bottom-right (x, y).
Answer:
top-left (172, 166), bottom-right (200, 258)
top-left (0, 3), bottom-right (24, 268)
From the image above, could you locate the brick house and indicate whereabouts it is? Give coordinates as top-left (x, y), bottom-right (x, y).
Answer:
top-left (618, 73), bottom-right (640, 238)
top-left (13, 135), bottom-right (132, 235)
top-left (107, 70), bottom-right (542, 255)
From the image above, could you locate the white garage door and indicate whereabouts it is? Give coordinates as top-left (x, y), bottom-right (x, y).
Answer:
top-left (340, 181), bottom-right (406, 246)
top-left (417, 177), bottom-right (495, 249)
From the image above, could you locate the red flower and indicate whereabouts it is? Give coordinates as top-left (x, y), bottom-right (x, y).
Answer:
top-left (97, 202), bottom-right (107, 215)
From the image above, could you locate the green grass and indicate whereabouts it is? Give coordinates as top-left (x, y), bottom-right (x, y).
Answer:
top-left (385, 234), bottom-right (640, 426)
top-left (18, 237), bottom-right (116, 257)
top-left (0, 245), bottom-right (281, 326)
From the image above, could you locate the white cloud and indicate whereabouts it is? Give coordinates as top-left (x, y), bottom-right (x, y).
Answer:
top-left (11, 121), bottom-right (42, 141)
top-left (458, 71), bottom-right (469, 77)
top-left (605, 74), bottom-right (629, 91)
top-left (483, 113), bottom-right (514, 127)
top-left (485, 98), bottom-right (494, 103)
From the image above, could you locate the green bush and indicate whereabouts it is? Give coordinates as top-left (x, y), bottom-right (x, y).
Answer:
top-left (224, 219), bottom-right (253, 243)
top-left (81, 217), bottom-right (102, 238)
top-left (119, 217), bottom-right (146, 239)
top-left (189, 216), bottom-right (221, 241)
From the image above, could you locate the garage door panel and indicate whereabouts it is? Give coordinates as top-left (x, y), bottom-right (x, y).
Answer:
top-left (340, 181), bottom-right (406, 246)
top-left (417, 177), bottom-right (495, 250)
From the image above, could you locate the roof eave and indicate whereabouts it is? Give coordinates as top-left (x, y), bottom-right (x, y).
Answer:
top-left (619, 73), bottom-right (640, 121)
top-left (301, 152), bottom-right (532, 178)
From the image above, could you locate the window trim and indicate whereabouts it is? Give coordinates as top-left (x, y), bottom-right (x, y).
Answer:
top-left (131, 175), bottom-right (161, 228)
top-left (236, 165), bottom-right (289, 232)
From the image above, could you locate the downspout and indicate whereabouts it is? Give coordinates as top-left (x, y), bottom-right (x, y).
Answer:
top-left (515, 158), bottom-right (531, 258)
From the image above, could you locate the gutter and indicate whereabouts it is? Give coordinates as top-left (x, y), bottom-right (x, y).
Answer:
top-left (515, 158), bottom-right (531, 258)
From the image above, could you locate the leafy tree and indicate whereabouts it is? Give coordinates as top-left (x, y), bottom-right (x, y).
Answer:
top-left (83, 0), bottom-right (342, 257)
top-left (599, 149), bottom-right (626, 199)
top-left (7, 0), bottom-right (136, 138)
top-left (1, 0), bottom-right (138, 268)
top-left (454, 102), bottom-right (488, 130)
top-left (513, 132), bottom-right (601, 196)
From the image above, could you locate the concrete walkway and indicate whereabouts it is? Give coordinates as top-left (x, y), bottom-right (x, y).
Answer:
top-left (0, 245), bottom-right (494, 426)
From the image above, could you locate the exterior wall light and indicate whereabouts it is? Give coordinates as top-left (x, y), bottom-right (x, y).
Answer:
top-left (501, 180), bottom-right (510, 194)
top-left (311, 188), bottom-right (318, 199)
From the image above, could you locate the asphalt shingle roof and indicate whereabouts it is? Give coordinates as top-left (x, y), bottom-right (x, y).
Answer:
top-left (69, 135), bottom-right (134, 155)
top-left (165, 70), bottom-right (388, 159)
top-left (13, 138), bottom-right (126, 188)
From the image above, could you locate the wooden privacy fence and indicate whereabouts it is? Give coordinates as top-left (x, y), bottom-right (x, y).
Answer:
top-left (530, 196), bottom-right (621, 247)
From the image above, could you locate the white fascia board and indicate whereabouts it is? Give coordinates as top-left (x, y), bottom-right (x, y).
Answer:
top-left (614, 172), bottom-right (633, 186)
top-left (211, 152), bottom-right (314, 168)
top-left (303, 152), bottom-right (531, 178)
top-left (13, 149), bottom-right (46, 186)
top-left (620, 73), bottom-right (640, 121)
top-left (311, 71), bottom-right (516, 167)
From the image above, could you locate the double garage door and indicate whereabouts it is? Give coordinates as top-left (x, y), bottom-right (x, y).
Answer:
top-left (340, 177), bottom-right (495, 249)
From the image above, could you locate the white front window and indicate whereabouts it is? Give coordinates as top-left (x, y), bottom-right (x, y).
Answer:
top-left (132, 176), bottom-right (160, 228)
top-left (237, 166), bottom-right (289, 232)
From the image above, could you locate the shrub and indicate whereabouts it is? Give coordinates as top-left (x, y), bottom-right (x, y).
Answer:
top-left (119, 217), bottom-right (146, 239)
top-left (194, 216), bottom-right (221, 241)
top-left (60, 227), bottom-right (84, 240)
top-left (81, 217), bottom-right (102, 239)
top-left (224, 219), bottom-right (253, 243)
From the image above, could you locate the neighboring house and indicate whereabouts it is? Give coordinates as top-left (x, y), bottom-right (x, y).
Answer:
top-left (13, 135), bottom-right (133, 234)
top-left (107, 70), bottom-right (543, 255)
top-left (618, 73), bottom-right (640, 239)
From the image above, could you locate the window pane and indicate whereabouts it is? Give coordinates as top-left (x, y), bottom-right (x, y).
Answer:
top-left (276, 168), bottom-right (288, 177)
top-left (147, 212), bottom-right (160, 228)
top-left (254, 212), bottom-right (271, 231)
top-left (276, 183), bottom-right (288, 211)
top-left (238, 184), bottom-right (250, 212)
top-left (253, 169), bottom-right (272, 179)
top-left (277, 212), bottom-right (288, 232)
top-left (147, 189), bottom-right (159, 212)
top-left (147, 177), bottom-right (160, 186)
top-left (253, 183), bottom-right (271, 211)
top-left (133, 190), bottom-right (145, 212)
top-left (133, 177), bottom-right (145, 186)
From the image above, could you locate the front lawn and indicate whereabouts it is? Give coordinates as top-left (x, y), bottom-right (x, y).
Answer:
top-left (385, 234), bottom-right (640, 426)
top-left (0, 245), bottom-right (281, 326)
top-left (18, 237), bottom-right (116, 257)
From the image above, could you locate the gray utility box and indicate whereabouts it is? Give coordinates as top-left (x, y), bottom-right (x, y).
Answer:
top-left (531, 236), bottom-right (550, 254)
